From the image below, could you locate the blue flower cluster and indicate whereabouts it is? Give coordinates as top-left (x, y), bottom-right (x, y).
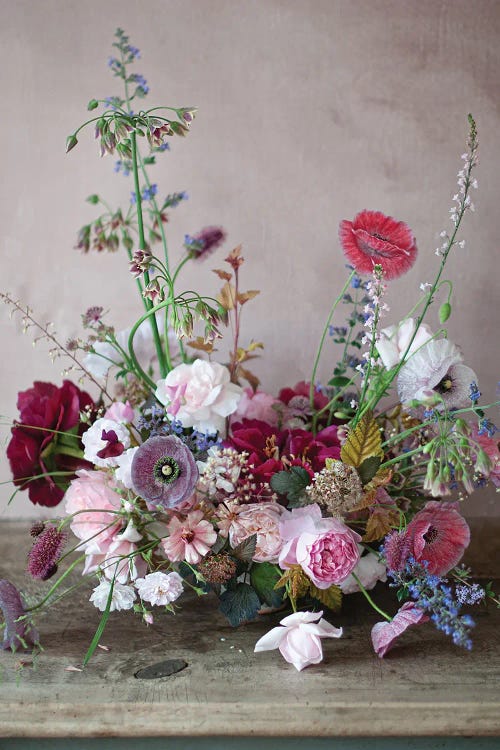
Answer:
top-left (164, 191), bottom-right (188, 208)
top-left (114, 160), bottom-right (131, 177)
top-left (456, 582), bottom-right (485, 605)
top-left (469, 381), bottom-right (481, 403)
top-left (478, 418), bottom-right (497, 438)
top-left (130, 184), bottom-right (158, 204)
top-left (387, 558), bottom-right (476, 650)
top-left (137, 407), bottom-right (220, 456)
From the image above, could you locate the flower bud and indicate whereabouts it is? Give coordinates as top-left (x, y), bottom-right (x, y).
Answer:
top-left (439, 302), bottom-right (452, 323)
top-left (87, 99), bottom-right (99, 111)
top-left (86, 194), bottom-right (99, 205)
top-left (65, 134), bottom-right (78, 153)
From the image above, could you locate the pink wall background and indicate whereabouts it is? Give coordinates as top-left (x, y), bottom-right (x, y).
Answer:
top-left (0, 0), bottom-right (499, 519)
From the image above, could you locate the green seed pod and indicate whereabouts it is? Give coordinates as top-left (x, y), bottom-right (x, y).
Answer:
top-left (439, 301), bottom-right (452, 323)
top-left (87, 99), bottom-right (99, 111)
top-left (86, 194), bottom-right (99, 205)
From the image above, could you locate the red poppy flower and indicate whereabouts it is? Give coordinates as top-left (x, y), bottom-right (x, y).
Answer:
top-left (6, 380), bottom-right (94, 507)
top-left (339, 210), bottom-right (417, 280)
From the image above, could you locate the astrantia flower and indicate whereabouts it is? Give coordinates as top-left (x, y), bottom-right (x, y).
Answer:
top-left (162, 510), bottom-right (217, 564)
top-left (371, 602), bottom-right (428, 658)
top-left (339, 210), bottom-right (417, 280)
top-left (135, 571), bottom-right (184, 606)
top-left (27, 525), bottom-right (67, 580)
top-left (0, 580), bottom-right (38, 651)
top-left (384, 501), bottom-right (470, 576)
top-left (156, 359), bottom-right (243, 436)
top-left (376, 318), bottom-right (434, 370)
top-left (254, 610), bottom-right (343, 671)
top-left (89, 580), bottom-right (136, 612)
top-left (131, 435), bottom-right (198, 510)
top-left (397, 339), bottom-right (478, 410)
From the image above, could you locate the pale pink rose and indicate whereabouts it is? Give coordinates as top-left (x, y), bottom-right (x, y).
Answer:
top-left (135, 571), bottom-right (184, 606)
top-left (377, 318), bottom-right (434, 370)
top-left (155, 359), bottom-right (242, 436)
top-left (340, 549), bottom-right (387, 595)
top-left (228, 502), bottom-right (284, 563)
top-left (81, 417), bottom-right (131, 468)
top-left (83, 522), bottom-right (146, 584)
top-left (254, 610), bottom-right (343, 671)
top-left (371, 602), bottom-right (428, 658)
top-left (64, 469), bottom-right (122, 547)
top-left (89, 580), bottom-right (136, 612)
top-left (162, 510), bottom-right (217, 564)
top-left (104, 401), bottom-right (135, 424)
top-left (232, 388), bottom-right (279, 426)
top-left (278, 504), bottom-right (361, 588)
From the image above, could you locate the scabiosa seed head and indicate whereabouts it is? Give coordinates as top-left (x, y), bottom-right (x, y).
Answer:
top-left (27, 525), bottom-right (67, 580)
top-left (197, 552), bottom-right (237, 585)
top-left (131, 435), bottom-right (199, 510)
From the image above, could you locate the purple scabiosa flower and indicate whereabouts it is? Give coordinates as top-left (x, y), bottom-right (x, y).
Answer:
top-left (0, 580), bottom-right (38, 651)
top-left (184, 227), bottom-right (226, 261)
top-left (131, 435), bottom-right (198, 510)
top-left (27, 525), bottom-right (67, 580)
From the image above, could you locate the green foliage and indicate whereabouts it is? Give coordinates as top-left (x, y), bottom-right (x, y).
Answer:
top-left (270, 466), bottom-right (311, 505)
top-left (250, 563), bottom-right (285, 608)
top-left (231, 534), bottom-right (257, 563)
top-left (357, 455), bottom-right (382, 485)
top-left (219, 583), bottom-right (261, 626)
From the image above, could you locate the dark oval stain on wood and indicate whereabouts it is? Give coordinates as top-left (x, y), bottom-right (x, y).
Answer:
top-left (134, 658), bottom-right (188, 679)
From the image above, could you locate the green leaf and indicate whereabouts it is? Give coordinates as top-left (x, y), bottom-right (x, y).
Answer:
top-left (231, 534), bottom-right (256, 563)
top-left (83, 578), bottom-right (115, 667)
top-left (309, 583), bottom-right (342, 612)
top-left (250, 563), bottom-right (285, 608)
top-left (143, 156), bottom-right (156, 165)
top-left (357, 456), bottom-right (381, 485)
top-left (270, 466), bottom-right (311, 503)
top-left (219, 583), bottom-right (261, 626)
top-left (328, 375), bottom-right (352, 388)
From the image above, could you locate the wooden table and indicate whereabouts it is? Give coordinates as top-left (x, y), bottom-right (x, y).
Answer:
top-left (0, 520), bottom-right (499, 745)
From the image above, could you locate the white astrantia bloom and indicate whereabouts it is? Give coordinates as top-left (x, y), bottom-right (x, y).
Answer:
top-left (340, 549), bottom-right (387, 595)
top-left (397, 338), bottom-right (477, 411)
top-left (81, 418), bottom-right (131, 468)
top-left (115, 446), bottom-right (140, 489)
top-left (135, 571), bottom-right (184, 606)
top-left (89, 580), bottom-right (136, 612)
top-left (376, 318), bottom-right (434, 370)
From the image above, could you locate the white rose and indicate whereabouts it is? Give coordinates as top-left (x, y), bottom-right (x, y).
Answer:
top-left (89, 580), bottom-right (136, 612)
top-left (339, 550), bottom-right (387, 595)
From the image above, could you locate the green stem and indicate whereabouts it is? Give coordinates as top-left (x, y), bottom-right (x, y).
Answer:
top-left (379, 444), bottom-right (427, 470)
top-left (25, 555), bottom-right (86, 612)
top-left (352, 573), bottom-right (391, 621)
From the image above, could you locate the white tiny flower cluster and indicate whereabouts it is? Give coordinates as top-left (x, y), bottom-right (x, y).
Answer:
top-left (435, 145), bottom-right (478, 257)
top-left (89, 570), bottom-right (184, 613)
top-left (357, 270), bottom-right (390, 384)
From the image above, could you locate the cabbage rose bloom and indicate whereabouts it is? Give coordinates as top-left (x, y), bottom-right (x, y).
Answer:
top-left (339, 210), bottom-right (417, 280)
top-left (155, 359), bottom-right (242, 436)
top-left (162, 510), bottom-right (217, 564)
top-left (278, 504), bottom-right (361, 588)
top-left (371, 602), bottom-right (428, 658)
top-left (376, 318), bottom-right (434, 370)
top-left (135, 571), bottom-right (184, 606)
top-left (227, 502), bottom-right (284, 563)
top-left (254, 610), bottom-right (343, 671)
top-left (397, 339), bottom-right (478, 410)
top-left (64, 469), bottom-right (122, 547)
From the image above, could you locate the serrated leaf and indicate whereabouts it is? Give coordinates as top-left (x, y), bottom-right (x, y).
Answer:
top-left (231, 534), bottom-right (257, 563)
top-left (237, 290), bottom-right (260, 305)
top-left (363, 507), bottom-right (400, 542)
top-left (309, 583), bottom-right (343, 612)
top-left (219, 583), bottom-right (261, 626)
top-left (250, 563), bottom-right (285, 607)
top-left (217, 282), bottom-right (237, 311)
top-left (275, 565), bottom-right (310, 600)
top-left (270, 466), bottom-right (311, 503)
top-left (357, 456), bottom-right (382, 485)
top-left (213, 268), bottom-right (232, 281)
top-left (341, 412), bottom-right (383, 468)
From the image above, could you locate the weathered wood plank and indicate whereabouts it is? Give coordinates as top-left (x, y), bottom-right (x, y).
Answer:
top-left (0, 522), bottom-right (499, 738)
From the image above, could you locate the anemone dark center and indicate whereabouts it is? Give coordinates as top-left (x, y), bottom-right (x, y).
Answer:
top-left (423, 525), bottom-right (439, 544)
top-left (435, 374), bottom-right (453, 393)
top-left (154, 456), bottom-right (180, 484)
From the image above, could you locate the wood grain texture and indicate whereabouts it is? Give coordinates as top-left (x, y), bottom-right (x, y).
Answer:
top-left (0, 522), bottom-right (499, 738)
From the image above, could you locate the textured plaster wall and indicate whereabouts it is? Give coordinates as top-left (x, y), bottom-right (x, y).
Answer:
top-left (0, 0), bottom-right (498, 519)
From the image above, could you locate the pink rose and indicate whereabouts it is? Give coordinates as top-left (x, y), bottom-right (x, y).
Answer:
top-left (371, 602), bottom-right (428, 658)
top-left (228, 502), bottom-right (284, 563)
top-left (155, 359), bottom-right (242, 436)
top-left (254, 610), bottom-right (343, 671)
top-left (232, 389), bottom-right (279, 426)
top-left (279, 504), bottom-right (361, 588)
top-left (104, 401), bottom-right (135, 424)
top-left (64, 469), bottom-right (122, 547)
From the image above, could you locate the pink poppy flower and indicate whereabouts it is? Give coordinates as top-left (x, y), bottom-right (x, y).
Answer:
top-left (254, 610), bottom-right (343, 671)
top-left (384, 501), bottom-right (470, 576)
top-left (339, 210), bottom-right (417, 280)
top-left (371, 602), bottom-right (428, 658)
top-left (162, 510), bottom-right (217, 564)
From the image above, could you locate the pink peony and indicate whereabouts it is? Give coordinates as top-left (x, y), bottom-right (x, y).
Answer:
top-left (254, 610), bottom-right (342, 671)
top-left (376, 318), bottom-right (434, 370)
top-left (279, 504), bottom-right (361, 588)
top-left (64, 469), bottom-right (122, 547)
top-left (384, 501), bottom-right (470, 575)
top-left (228, 502), bottom-right (284, 563)
top-left (162, 510), bottom-right (217, 564)
top-left (371, 602), bottom-right (428, 658)
top-left (339, 210), bottom-right (417, 280)
top-left (232, 388), bottom-right (280, 426)
top-left (156, 359), bottom-right (243, 436)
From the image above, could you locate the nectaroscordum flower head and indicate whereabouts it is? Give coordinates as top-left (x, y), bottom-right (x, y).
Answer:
top-left (27, 525), bottom-right (67, 580)
top-left (131, 435), bottom-right (198, 510)
top-left (339, 210), bottom-right (417, 280)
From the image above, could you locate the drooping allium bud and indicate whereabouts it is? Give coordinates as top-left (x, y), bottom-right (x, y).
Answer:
top-left (177, 107), bottom-right (197, 125)
top-left (65, 134), bottom-right (78, 153)
top-left (143, 278), bottom-right (164, 305)
top-left (146, 118), bottom-right (173, 149)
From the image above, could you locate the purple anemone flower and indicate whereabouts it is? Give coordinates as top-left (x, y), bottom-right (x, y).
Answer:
top-left (0, 580), bottom-right (38, 651)
top-left (131, 435), bottom-right (198, 510)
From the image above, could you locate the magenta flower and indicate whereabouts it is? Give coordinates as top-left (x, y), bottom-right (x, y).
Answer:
top-left (0, 580), bottom-right (38, 652)
top-left (384, 501), bottom-right (470, 576)
top-left (131, 435), bottom-right (198, 510)
top-left (339, 210), bottom-right (417, 280)
top-left (162, 510), bottom-right (217, 564)
top-left (371, 602), bottom-right (428, 658)
top-left (27, 525), bottom-right (67, 580)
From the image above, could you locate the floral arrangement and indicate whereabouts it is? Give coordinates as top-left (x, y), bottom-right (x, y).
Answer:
top-left (1, 29), bottom-right (499, 672)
